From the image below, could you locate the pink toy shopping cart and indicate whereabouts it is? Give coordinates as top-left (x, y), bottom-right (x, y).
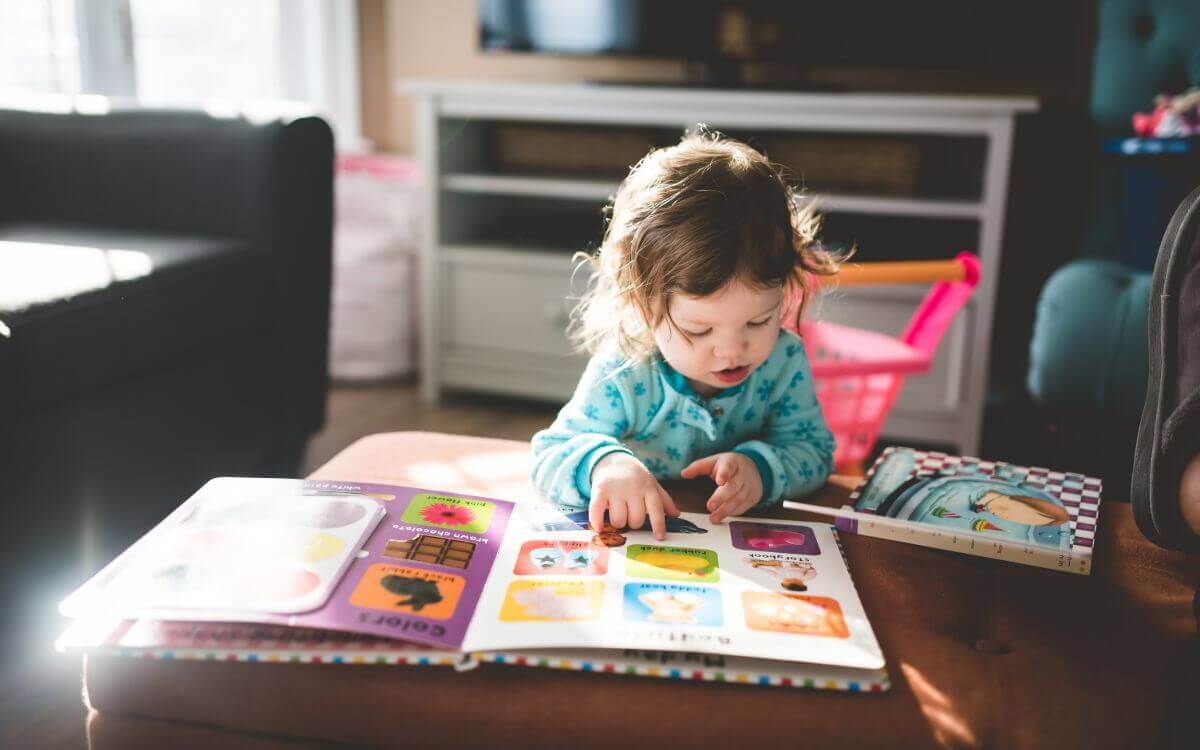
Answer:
top-left (785, 253), bottom-right (981, 473)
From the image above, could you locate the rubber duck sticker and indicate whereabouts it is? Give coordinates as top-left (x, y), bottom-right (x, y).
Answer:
top-left (625, 545), bottom-right (719, 583)
top-left (854, 449), bottom-right (1073, 550)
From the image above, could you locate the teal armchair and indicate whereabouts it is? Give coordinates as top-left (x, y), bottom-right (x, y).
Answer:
top-left (1024, 0), bottom-right (1200, 489)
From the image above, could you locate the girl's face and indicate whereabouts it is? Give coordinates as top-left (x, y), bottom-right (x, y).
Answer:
top-left (653, 279), bottom-right (783, 398)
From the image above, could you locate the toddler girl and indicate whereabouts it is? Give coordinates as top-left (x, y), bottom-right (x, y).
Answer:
top-left (531, 132), bottom-right (840, 539)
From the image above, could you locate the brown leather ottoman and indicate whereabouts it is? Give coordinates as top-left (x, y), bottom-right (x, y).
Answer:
top-left (82, 432), bottom-right (1200, 749)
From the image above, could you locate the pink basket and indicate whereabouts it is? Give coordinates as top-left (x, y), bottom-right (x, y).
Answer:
top-left (787, 253), bottom-right (981, 470)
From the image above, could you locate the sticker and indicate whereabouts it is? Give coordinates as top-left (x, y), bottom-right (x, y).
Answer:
top-left (402, 494), bottom-right (495, 534)
top-left (349, 563), bottom-right (465, 620)
top-left (742, 555), bottom-right (818, 592)
top-left (729, 522), bottom-right (821, 555)
top-left (625, 545), bottom-right (719, 583)
top-left (623, 583), bottom-right (723, 626)
top-left (513, 540), bottom-right (609, 576)
top-left (742, 592), bottom-right (848, 638)
top-left (383, 535), bottom-right (476, 569)
top-left (499, 580), bottom-right (604, 622)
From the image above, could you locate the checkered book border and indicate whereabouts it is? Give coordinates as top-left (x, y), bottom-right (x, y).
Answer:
top-left (852, 447), bottom-right (1103, 556)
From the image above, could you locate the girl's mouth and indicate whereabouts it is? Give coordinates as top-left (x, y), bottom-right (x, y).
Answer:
top-left (713, 365), bottom-right (750, 384)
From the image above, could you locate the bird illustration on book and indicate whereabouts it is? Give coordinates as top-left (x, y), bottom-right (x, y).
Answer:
top-left (380, 575), bottom-right (443, 611)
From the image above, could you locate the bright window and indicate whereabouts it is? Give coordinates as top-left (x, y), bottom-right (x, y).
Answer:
top-left (0, 0), bottom-right (361, 147)
top-left (129, 0), bottom-right (283, 105)
top-left (0, 0), bottom-right (80, 94)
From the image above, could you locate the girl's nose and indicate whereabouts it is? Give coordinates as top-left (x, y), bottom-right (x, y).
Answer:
top-left (713, 335), bottom-right (748, 359)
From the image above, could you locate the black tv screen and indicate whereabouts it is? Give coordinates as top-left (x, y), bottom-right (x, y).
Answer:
top-left (479, 0), bottom-right (1087, 78)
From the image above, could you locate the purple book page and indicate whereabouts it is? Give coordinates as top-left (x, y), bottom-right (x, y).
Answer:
top-left (278, 481), bottom-right (514, 650)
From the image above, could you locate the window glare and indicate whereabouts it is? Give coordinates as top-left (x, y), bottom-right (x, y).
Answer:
top-left (0, 0), bottom-right (80, 94)
top-left (129, 0), bottom-right (282, 105)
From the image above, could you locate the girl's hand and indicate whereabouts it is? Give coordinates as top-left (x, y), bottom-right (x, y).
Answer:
top-left (680, 452), bottom-right (763, 523)
top-left (590, 453), bottom-right (680, 540)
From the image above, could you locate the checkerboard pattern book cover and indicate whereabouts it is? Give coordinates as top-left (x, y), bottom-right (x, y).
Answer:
top-left (846, 447), bottom-right (1102, 575)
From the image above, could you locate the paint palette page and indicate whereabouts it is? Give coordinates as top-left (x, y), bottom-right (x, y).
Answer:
top-left (460, 506), bottom-right (884, 671)
top-left (60, 478), bottom-right (516, 650)
top-left (60, 478), bottom-right (387, 617)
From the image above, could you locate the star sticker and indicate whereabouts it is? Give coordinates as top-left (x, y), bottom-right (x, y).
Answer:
top-left (535, 554), bottom-right (558, 567)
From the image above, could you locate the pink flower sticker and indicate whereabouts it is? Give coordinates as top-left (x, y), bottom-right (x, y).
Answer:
top-left (420, 503), bottom-right (476, 527)
top-left (402, 494), bottom-right (496, 533)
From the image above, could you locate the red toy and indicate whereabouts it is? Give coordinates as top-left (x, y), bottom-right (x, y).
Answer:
top-left (1132, 88), bottom-right (1200, 138)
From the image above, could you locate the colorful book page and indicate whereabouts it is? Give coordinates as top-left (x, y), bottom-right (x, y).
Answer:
top-left (60, 479), bottom-right (517, 651)
top-left (851, 447), bottom-right (1103, 555)
top-left (462, 507), bottom-right (884, 671)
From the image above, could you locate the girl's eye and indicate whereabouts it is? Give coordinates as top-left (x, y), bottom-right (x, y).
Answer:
top-left (685, 328), bottom-right (712, 337)
top-left (748, 318), bottom-right (771, 328)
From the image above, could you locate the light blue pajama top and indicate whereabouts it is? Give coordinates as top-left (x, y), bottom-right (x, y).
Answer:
top-left (531, 328), bottom-right (836, 509)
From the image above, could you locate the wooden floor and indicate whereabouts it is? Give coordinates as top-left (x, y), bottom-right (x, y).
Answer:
top-left (301, 378), bottom-right (560, 474)
top-left (3, 381), bottom-right (561, 750)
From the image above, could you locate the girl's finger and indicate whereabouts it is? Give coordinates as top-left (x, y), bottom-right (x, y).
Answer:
top-left (608, 497), bottom-right (628, 530)
top-left (658, 486), bottom-right (681, 517)
top-left (709, 489), bottom-right (747, 524)
top-left (680, 454), bottom-right (719, 479)
top-left (645, 491), bottom-right (667, 540)
top-left (705, 481), bottom-right (740, 514)
top-left (626, 495), bottom-right (647, 531)
top-left (589, 496), bottom-right (607, 533)
top-left (709, 500), bottom-right (732, 524)
top-left (714, 455), bottom-right (739, 485)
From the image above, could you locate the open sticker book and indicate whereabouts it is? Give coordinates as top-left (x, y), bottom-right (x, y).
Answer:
top-left (60, 477), bottom-right (887, 689)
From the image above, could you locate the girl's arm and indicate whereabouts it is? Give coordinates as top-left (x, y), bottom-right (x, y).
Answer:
top-left (733, 340), bottom-right (836, 506)
top-left (531, 353), bottom-right (638, 508)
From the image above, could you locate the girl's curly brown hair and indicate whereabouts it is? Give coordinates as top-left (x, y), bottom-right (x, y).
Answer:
top-left (571, 130), bottom-right (844, 360)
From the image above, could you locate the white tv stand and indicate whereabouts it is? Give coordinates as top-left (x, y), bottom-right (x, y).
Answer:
top-left (404, 80), bottom-right (1036, 455)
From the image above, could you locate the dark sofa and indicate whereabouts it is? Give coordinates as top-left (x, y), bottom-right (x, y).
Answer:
top-left (0, 105), bottom-right (334, 653)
